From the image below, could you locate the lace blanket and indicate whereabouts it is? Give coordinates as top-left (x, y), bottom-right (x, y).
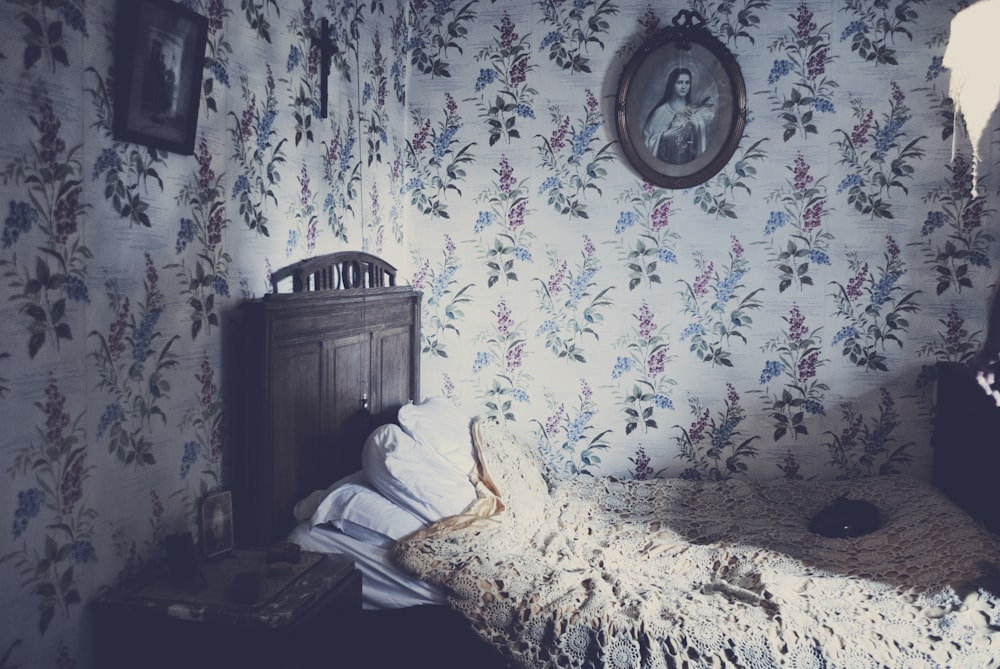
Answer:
top-left (393, 419), bottom-right (1000, 668)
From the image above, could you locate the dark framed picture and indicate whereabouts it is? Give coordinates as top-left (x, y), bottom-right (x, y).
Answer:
top-left (615, 11), bottom-right (746, 189)
top-left (201, 489), bottom-right (234, 558)
top-left (113, 0), bottom-right (208, 155)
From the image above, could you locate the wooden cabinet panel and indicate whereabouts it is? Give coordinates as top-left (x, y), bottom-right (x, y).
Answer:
top-left (372, 325), bottom-right (415, 425)
top-left (269, 341), bottom-right (326, 538)
top-left (326, 332), bottom-right (370, 477)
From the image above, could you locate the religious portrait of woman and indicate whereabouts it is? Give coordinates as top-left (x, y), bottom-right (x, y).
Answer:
top-left (642, 67), bottom-right (717, 165)
top-left (615, 14), bottom-right (746, 189)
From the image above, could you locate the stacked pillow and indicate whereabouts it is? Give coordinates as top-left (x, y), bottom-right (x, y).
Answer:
top-left (295, 397), bottom-right (479, 546)
top-left (396, 396), bottom-right (477, 476)
top-left (307, 471), bottom-right (425, 548)
top-left (363, 398), bottom-right (478, 523)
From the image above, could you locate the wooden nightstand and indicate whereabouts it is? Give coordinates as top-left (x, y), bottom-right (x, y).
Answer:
top-left (95, 549), bottom-right (361, 669)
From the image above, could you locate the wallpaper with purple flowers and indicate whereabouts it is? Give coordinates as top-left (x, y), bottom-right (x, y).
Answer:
top-left (0, 0), bottom-right (995, 666)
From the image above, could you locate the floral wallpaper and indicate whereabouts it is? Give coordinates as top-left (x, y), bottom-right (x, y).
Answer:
top-left (408, 0), bottom-right (992, 486)
top-left (0, 0), bottom-right (995, 667)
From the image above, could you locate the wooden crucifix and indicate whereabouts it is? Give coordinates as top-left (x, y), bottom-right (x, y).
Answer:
top-left (311, 17), bottom-right (338, 118)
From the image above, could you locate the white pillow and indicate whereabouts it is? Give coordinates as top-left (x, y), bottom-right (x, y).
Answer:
top-left (397, 396), bottom-right (476, 476)
top-left (310, 480), bottom-right (425, 548)
top-left (293, 471), bottom-right (365, 522)
top-left (361, 423), bottom-right (478, 524)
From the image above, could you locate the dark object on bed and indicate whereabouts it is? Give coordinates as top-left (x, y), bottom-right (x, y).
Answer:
top-left (807, 493), bottom-right (881, 538)
top-left (229, 251), bottom-right (421, 547)
top-left (932, 361), bottom-right (1000, 534)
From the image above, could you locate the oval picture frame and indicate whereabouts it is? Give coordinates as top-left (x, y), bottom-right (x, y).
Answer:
top-left (615, 12), bottom-right (747, 189)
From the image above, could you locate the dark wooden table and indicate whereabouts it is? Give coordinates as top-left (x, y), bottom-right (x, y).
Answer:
top-left (94, 549), bottom-right (361, 669)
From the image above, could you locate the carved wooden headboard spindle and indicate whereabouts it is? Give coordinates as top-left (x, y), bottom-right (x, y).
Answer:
top-left (269, 251), bottom-right (397, 294)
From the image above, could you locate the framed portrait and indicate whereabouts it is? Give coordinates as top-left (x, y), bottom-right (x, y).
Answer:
top-left (201, 489), bottom-right (234, 559)
top-left (113, 0), bottom-right (208, 155)
top-left (615, 11), bottom-right (746, 189)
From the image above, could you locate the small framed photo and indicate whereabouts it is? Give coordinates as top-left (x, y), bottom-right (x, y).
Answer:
top-left (615, 10), bottom-right (747, 189)
top-left (201, 489), bottom-right (234, 559)
top-left (113, 0), bottom-right (208, 155)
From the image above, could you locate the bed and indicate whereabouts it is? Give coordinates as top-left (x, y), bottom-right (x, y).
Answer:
top-left (393, 417), bottom-right (1000, 668)
top-left (236, 252), bottom-right (1000, 668)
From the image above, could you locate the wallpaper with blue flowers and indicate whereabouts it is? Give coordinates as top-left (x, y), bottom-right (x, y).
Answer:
top-left (0, 0), bottom-right (995, 666)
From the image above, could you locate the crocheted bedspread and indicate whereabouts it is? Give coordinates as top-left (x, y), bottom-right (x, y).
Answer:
top-left (393, 418), bottom-right (1000, 668)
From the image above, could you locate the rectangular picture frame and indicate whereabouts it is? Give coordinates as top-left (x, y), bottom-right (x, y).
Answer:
top-left (201, 489), bottom-right (234, 559)
top-left (113, 0), bottom-right (208, 155)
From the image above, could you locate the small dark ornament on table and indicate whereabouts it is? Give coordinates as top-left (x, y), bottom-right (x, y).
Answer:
top-left (231, 571), bottom-right (261, 605)
top-left (165, 531), bottom-right (202, 582)
top-left (809, 494), bottom-right (881, 538)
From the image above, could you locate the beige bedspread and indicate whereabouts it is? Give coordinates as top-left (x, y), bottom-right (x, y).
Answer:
top-left (393, 418), bottom-right (1000, 668)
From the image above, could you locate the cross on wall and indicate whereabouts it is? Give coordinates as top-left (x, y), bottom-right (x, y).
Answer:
top-left (311, 17), bottom-right (338, 119)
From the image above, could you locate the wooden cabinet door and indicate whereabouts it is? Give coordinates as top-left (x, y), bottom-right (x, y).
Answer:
top-left (325, 331), bottom-right (371, 477)
top-left (370, 324), bottom-right (416, 426)
top-left (267, 337), bottom-right (327, 543)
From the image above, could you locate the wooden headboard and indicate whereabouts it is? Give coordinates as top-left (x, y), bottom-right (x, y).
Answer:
top-left (229, 252), bottom-right (421, 547)
top-left (269, 250), bottom-right (397, 293)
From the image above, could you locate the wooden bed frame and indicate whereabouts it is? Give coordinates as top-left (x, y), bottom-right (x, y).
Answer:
top-left (229, 251), bottom-right (421, 547)
top-left (227, 252), bottom-right (506, 666)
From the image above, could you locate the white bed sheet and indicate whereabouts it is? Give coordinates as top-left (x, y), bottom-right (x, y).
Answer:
top-left (286, 520), bottom-right (446, 610)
